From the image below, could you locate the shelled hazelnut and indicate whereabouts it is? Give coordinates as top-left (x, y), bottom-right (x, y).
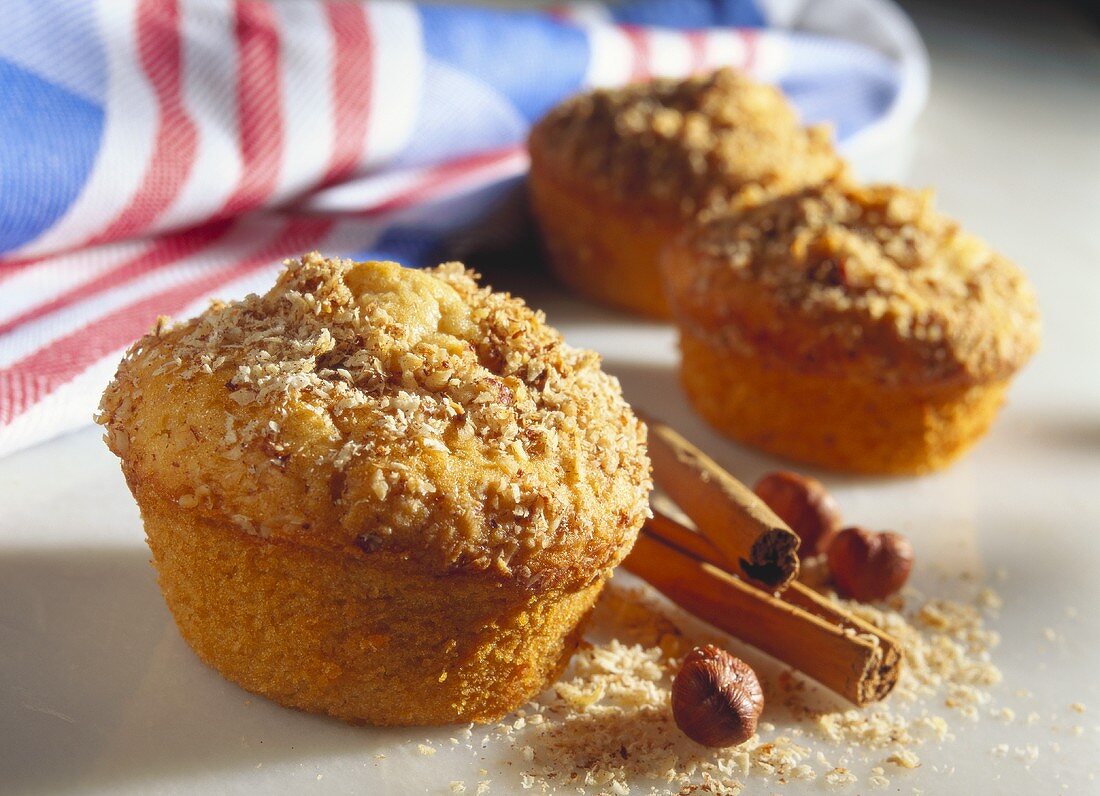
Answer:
top-left (827, 527), bottom-right (914, 602)
top-left (671, 645), bottom-right (764, 748)
top-left (753, 470), bottom-right (842, 556)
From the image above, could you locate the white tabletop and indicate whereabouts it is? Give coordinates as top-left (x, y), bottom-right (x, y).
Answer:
top-left (2, 2), bottom-right (1099, 794)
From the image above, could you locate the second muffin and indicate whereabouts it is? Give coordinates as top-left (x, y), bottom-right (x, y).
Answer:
top-left (527, 68), bottom-right (846, 317)
top-left (662, 184), bottom-right (1040, 474)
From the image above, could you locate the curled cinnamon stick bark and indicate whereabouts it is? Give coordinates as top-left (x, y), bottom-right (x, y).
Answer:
top-left (624, 511), bottom-right (902, 706)
top-left (643, 417), bottom-right (800, 590)
top-left (647, 512), bottom-right (903, 679)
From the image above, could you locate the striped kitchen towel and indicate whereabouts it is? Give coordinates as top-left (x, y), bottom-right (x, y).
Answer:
top-left (0, 0), bottom-right (928, 457)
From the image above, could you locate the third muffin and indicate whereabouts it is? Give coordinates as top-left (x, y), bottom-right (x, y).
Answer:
top-left (527, 68), bottom-right (845, 317)
top-left (662, 183), bottom-right (1040, 474)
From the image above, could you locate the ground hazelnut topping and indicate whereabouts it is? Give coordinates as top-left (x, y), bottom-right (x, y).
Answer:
top-left (529, 68), bottom-right (845, 216)
top-left (680, 183), bottom-right (1041, 384)
top-left (97, 254), bottom-right (650, 581)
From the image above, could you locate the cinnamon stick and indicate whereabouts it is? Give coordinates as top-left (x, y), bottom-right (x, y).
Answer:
top-left (646, 511), bottom-right (903, 692)
top-left (624, 512), bottom-right (902, 705)
top-left (643, 417), bottom-right (800, 590)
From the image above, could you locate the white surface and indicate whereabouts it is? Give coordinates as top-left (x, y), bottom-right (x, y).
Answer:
top-left (3, 3), bottom-right (1100, 793)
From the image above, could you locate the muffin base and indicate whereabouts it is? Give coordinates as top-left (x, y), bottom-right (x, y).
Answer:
top-left (679, 331), bottom-right (1010, 474)
top-left (140, 492), bottom-right (602, 725)
top-left (528, 164), bottom-right (678, 318)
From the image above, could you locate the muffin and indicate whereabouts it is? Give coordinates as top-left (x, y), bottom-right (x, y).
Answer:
top-left (97, 254), bottom-right (651, 725)
top-left (662, 184), bottom-right (1040, 474)
top-left (527, 68), bottom-right (846, 317)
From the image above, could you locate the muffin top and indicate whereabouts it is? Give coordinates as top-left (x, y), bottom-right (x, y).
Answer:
top-left (528, 68), bottom-right (845, 216)
top-left (663, 184), bottom-right (1041, 385)
top-left (98, 254), bottom-right (651, 590)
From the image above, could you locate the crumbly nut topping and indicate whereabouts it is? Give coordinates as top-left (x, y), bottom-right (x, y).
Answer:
top-left (529, 68), bottom-right (845, 216)
top-left (97, 254), bottom-right (650, 583)
top-left (676, 183), bottom-right (1041, 383)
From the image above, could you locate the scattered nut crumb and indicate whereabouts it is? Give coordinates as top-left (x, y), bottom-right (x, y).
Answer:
top-left (868, 765), bottom-right (891, 788)
top-left (887, 749), bottom-right (921, 769)
top-left (436, 573), bottom-right (1025, 793)
top-left (977, 588), bottom-right (1003, 612)
top-left (825, 766), bottom-right (858, 786)
top-left (1014, 745), bottom-right (1040, 764)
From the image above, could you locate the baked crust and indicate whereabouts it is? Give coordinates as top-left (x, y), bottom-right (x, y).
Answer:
top-left (527, 164), bottom-right (682, 317)
top-left (679, 330), bottom-right (1012, 474)
top-left (663, 184), bottom-right (1041, 388)
top-left (140, 489), bottom-right (602, 725)
top-left (98, 255), bottom-right (651, 592)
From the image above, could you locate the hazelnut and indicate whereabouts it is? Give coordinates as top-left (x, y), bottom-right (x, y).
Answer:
top-left (671, 645), bottom-right (764, 748)
top-left (753, 470), bottom-right (842, 556)
top-left (827, 527), bottom-right (914, 602)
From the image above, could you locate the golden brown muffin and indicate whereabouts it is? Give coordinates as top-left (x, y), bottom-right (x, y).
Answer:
top-left (662, 184), bottom-right (1040, 474)
top-left (527, 68), bottom-right (846, 317)
top-left (97, 254), bottom-right (651, 725)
